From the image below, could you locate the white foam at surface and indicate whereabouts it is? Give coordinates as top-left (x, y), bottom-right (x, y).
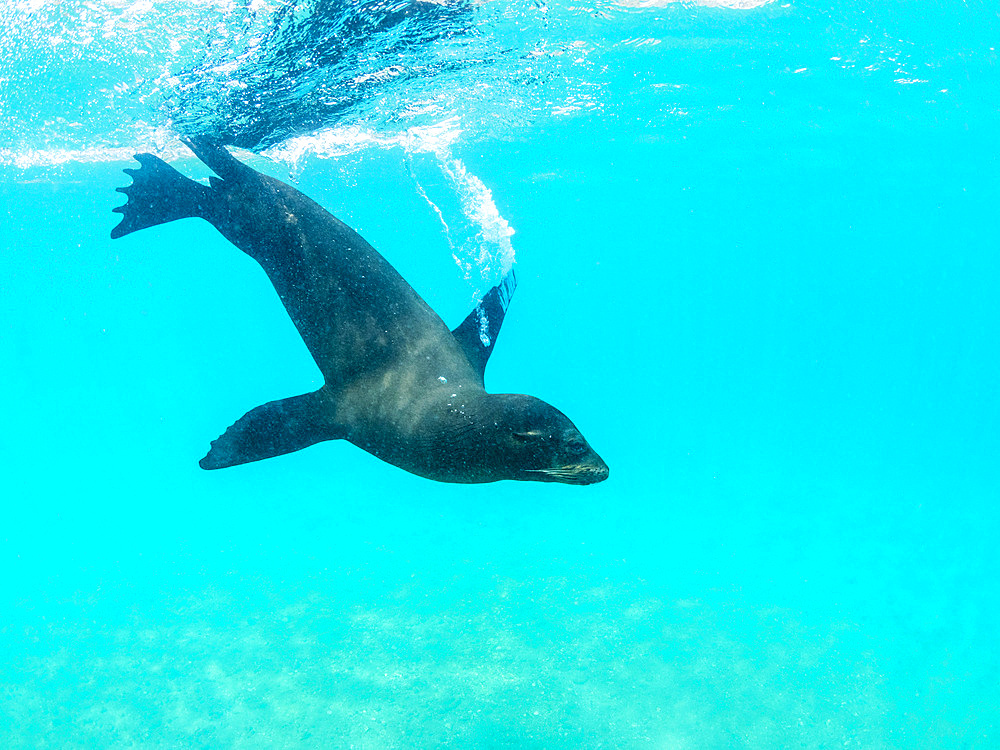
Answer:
top-left (617, 0), bottom-right (775, 6)
top-left (0, 144), bottom-right (177, 170)
top-left (0, 118), bottom-right (465, 169)
top-left (261, 118), bottom-right (465, 165)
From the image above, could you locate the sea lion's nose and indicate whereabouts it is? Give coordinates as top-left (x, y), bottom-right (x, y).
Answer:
top-left (585, 456), bottom-right (610, 484)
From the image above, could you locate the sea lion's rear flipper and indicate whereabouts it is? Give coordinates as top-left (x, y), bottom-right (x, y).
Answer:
top-left (200, 390), bottom-right (344, 470)
top-left (111, 154), bottom-right (215, 239)
top-left (451, 270), bottom-right (517, 382)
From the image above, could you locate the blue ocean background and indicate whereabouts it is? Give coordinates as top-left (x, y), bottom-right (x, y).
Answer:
top-left (2, 0), bottom-right (998, 746)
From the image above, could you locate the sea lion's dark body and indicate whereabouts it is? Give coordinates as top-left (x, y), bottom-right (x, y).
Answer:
top-left (112, 138), bottom-right (608, 484)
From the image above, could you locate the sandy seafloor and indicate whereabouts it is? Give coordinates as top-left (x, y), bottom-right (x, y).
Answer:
top-left (2, 0), bottom-right (999, 747)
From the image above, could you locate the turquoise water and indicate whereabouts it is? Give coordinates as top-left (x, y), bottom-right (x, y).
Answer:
top-left (2, 0), bottom-right (999, 746)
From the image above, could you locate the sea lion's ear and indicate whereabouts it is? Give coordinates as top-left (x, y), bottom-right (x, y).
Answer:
top-left (512, 430), bottom-right (544, 442)
top-left (451, 270), bottom-right (517, 384)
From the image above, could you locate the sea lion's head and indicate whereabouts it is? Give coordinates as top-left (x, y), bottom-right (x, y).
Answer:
top-left (491, 394), bottom-right (609, 485)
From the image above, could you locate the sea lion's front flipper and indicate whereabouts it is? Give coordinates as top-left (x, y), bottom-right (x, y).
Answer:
top-left (180, 136), bottom-right (257, 184)
top-left (200, 390), bottom-right (344, 470)
top-left (451, 270), bottom-right (517, 383)
top-left (111, 154), bottom-right (213, 239)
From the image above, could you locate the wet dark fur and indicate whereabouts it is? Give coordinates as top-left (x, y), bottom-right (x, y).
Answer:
top-left (112, 138), bottom-right (608, 484)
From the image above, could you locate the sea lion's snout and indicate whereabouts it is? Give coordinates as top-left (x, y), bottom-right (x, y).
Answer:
top-left (522, 458), bottom-right (609, 485)
top-left (498, 397), bottom-right (610, 485)
top-left (561, 426), bottom-right (609, 484)
top-left (562, 431), bottom-right (609, 484)
top-left (566, 450), bottom-right (610, 485)
top-left (585, 456), bottom-right (610, 484)
top-left (556, 460), bottom-right (609, 485)
top-left (517, 427), bottom-right (609, 485)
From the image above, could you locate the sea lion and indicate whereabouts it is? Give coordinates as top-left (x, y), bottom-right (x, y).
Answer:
top-left (111, 138), bottom-right (608, 485)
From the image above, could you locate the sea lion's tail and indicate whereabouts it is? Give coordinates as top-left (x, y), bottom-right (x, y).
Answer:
top-left (111, 153), bottom-right (213, 239)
